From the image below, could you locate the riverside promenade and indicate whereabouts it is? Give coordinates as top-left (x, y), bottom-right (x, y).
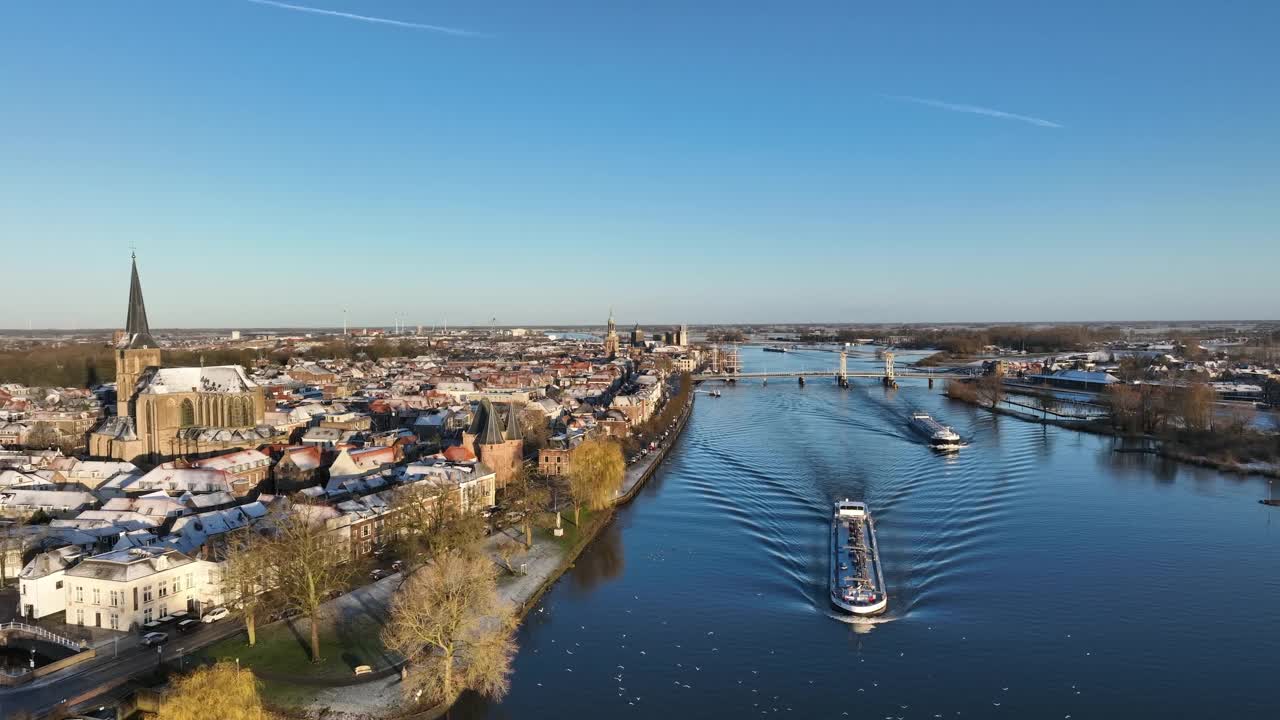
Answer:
top-left (300, 389), bottom-right (696, 718)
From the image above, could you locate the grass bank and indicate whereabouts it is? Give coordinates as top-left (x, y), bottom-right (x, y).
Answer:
top-left (945, 390), bottom-right (1280, 478)
top-left (196, 612), bottom-right (396, 709)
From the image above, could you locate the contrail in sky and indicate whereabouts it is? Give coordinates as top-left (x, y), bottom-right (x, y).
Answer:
top-left (888, 95), bottom-right (1063, 128)
top-left (243, 0), bottom-right (489, 38)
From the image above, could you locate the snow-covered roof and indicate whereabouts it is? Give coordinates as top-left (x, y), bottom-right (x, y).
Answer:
top-left (192, 449), bottom-right (270, 472)
top-left (140, 366), bottom-right (257, 395)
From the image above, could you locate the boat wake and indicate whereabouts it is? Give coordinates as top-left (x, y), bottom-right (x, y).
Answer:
top-left (823, 609), bottom-right (902, 633)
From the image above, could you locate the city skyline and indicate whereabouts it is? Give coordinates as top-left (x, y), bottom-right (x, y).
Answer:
top-left (4, 1), bottom-right (1279, 327)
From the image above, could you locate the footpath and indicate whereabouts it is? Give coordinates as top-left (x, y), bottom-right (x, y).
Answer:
top-left (303, 390), bottom-right (695, 718)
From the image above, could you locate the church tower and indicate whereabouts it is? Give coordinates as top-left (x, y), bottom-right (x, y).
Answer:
top-left (603, 308), bottom-right (620, 358)
top-left (115, 253), bottom-right (162, 417)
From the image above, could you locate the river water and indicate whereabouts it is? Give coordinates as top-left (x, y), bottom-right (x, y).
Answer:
top-left (470, 346), bottom-right (1280, 718)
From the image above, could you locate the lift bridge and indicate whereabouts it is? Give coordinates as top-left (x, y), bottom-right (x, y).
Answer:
top-left (695, 351), bottom-right (969, 389)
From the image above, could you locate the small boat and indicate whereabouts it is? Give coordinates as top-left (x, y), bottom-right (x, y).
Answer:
top-left (830, 500), bottom-right (887, 616)
top-left (908, 412), bottom-right (961, 449)
top-left (709, 390), bottom-right (721, 398)
top-left (798, 376), bottom-right (806, 387)
top-left (763, 346), bottom-right (789, 354)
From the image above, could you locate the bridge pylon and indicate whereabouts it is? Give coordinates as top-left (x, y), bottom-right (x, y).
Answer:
top-left (882, 351), bottom-right (898, 389)
top-left (837, 351), bottom-right (849, 388)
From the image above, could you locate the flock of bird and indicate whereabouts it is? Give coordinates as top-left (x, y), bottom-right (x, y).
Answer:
top-left (522, 595), bottom-right (1092, 718)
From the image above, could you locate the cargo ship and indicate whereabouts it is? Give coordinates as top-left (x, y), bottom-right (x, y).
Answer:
top-left (908, 412), bottom-right (962, 449)
top-left (829, 500), bottom-right (888, 616)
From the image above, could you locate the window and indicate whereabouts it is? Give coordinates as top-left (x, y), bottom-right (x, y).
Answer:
top-left (93, 588), bottom-right (101, 606)
top-left (143, 585), bottom-right (153, 603)
top-left (159, 604), bottom-right (167, 618)
top-left (362, 525), bottom-right (371, 538)
top-left (173, 578), bottom-right (180, 595)
top-left (158, 583), bottom-right (168, 598)
top-left (76, 609), bottom-right (84, 626)
top-left (186, 573), bottom-right (193, 590)
top-left (229, 398), bottom-right (246, 427)
top-left (179, 399), bottom-right (195, 428)
top-left (144, 608), bottom-right (153, 623)
top-left (55, 580), bottom-right (63, 590)
top-left (76, 586), bottom-right (83, 603)
top-left (110, 591), bottom-right (119, 607)
top-left (109, 614), bottom-right (119, 630)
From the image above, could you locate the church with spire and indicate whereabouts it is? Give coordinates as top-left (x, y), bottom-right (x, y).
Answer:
top-left (602, 308), bottom-right (620, 358)
top-left (88, 254), bottom-right (280, 465)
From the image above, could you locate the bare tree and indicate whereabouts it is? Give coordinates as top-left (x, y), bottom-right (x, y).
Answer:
top-left (1216, 403), bottom-right (1256, 435)
top-left (156, 661), bottom-right (276, 720)
top-left (267, 502), bottom-right (353, 663)
top-left (382, 552), bottom-right (517, 705)
top-left (518, 408), bottom-right (552, 453)
top-left (503, 466), bottom-right (548, 549)
top-left (386, 483), bottom-right (484, 574)
top-left (975, 373), bottom-right (1005, 410)
top-left (1035, 390), bottom-right (1061, 420)
top-left (23, 422), bottom-right (59, 450)
top-left (496, 538), bottom-right (524, 575)
top-left (0, 514), bottom-right (34, 586)
top-left (1175, 381), bottom-right (1214, 432)
top-left (567, 438), bottom-right (625, 525)
top-left (945, 379), bottom-right (978, 404)
top-left (1107, 384), bottom-right (1143, 433)
top-left (1116, 355), bottom-right (1156, 383)
top-left (220, 529), bottom-right (273, 647)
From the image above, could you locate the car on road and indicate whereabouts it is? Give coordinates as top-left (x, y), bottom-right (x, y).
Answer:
top-left (201, 607), bottom-right (230, 623)
top-left (370, 568), bottom-right (387, 581)
top-left (141, 631), bottom-right (168, 647)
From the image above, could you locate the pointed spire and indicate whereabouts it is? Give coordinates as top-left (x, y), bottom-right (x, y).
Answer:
top-left (476, 399), bottom-right (506, 445)
top-left (504, 402), bottom-right (523, 441)
top-left (122, 253), bottom-right (157, 349)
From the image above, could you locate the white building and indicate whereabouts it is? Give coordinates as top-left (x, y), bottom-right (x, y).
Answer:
top-left (17, 546), bottom-right (83, 620)
top-left (62, 546), bottom-right (223, 631)
top-left (0, 489), bottom-right (97, 519)
top-left (99, 466), bottom-right (233, 498)
top-left (51, 460), bottom-right (140, 491)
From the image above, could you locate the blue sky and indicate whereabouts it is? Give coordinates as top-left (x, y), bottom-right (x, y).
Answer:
top-left (2, 1), bottom-right (1277, 328)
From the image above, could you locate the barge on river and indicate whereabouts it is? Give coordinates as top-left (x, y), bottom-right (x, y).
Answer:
top-left (830, 500), bottom-right (888, 616)
top-left (908, 412), bottom-right (962, 450)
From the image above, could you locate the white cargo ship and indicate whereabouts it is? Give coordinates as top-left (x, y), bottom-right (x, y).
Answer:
top-left (908, 412), bottom-right (962, 449)
top-left (829, 500), bottom-right (888, 616)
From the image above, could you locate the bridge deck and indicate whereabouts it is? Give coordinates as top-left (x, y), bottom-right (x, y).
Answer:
top-left (695, 370), bottom-right (969, 381)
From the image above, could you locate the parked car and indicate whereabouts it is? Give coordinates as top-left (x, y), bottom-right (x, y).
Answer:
top-left (370, 568), bottom-right (387, 581)
top-left (201, 607), bottom-right (230, 623)
top-left (391, 560), bottom-right (403, 572)
top-left (177, 619), bottom-right (201, 634)
top-left (141, 631), bottom-right (168, 647)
